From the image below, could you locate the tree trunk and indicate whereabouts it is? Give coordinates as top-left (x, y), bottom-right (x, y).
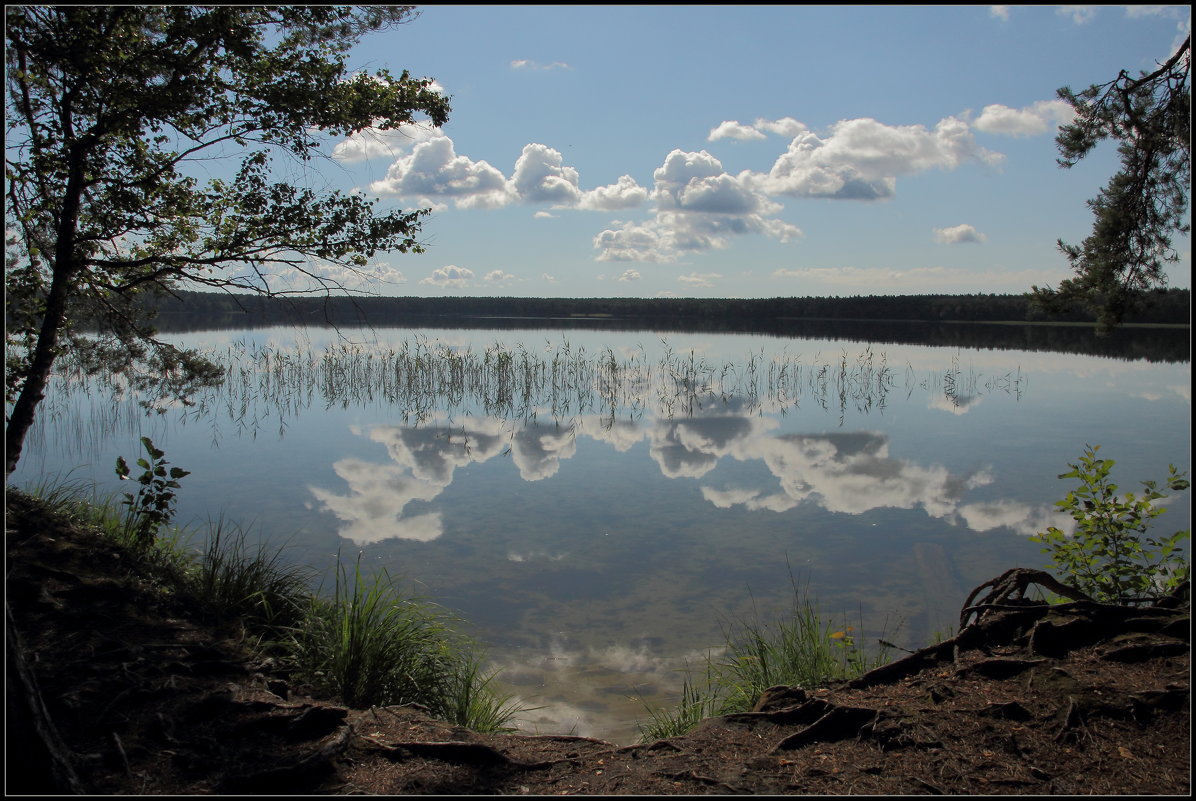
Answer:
top-left (4, 143), bottom-right (85, 477)
top-left (4, 262), bottom-right (76, 477)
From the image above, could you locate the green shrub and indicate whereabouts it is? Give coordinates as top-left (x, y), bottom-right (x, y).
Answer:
top-left (1031, 444), bottom-right (1190, 604)
top-left (115, 436), bottom-right (189, 551)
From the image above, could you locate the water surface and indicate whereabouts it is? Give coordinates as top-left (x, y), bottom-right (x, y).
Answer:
top-left (13, 323), bottom-right (1190, 743)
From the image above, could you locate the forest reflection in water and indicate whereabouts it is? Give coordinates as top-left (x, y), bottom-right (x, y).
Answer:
top-left (15, 325), bottom-right (1190, 743)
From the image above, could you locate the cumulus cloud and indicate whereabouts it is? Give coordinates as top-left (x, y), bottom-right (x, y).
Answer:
top-left (973, 100), bottom-right (1075, 137)
top-left (989, 6), bottom-right (1011, 21)
top-left (331, 122), bottom-right (443, 163)
top-left (510, 143), bottom-right (583, 205)
top-left (933, 223), bottom-right (987, 244)
top-left (707, 120), bottom-right (767, 142)
top-left (709, 117), bottom-right (808, 141)
top-left (484, 269), bottom-right (517, 283)
top-left (364, 135), bottom-right (647, 214)
top-left (368, 135), bottom-right (512, 208)
top-left (756, 116), bottom-right (1003, 201)
top-left (578, 175), bottom-right (650, 211)
top-left (616, 269), bottom-right (641, 282)
top-left (593, 149), bottom-right (801, 263)
top-left (420, 265), bottom-right (475, 287)
top-left (756, 117), bottom-right (809, 138)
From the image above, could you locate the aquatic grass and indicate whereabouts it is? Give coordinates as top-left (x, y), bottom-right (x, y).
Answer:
top-left (636, 662), bottom-right (725, 741)
top-left (185, 518), bottom-right (312, 630)
top-left (636, 576), bottom-right (895, 742)
top-left (287, 552), bottom-right (525, 732)
top-left (439, 651), bottom-right (533, 734)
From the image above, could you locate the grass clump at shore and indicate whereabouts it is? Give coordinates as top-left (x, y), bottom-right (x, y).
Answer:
top-left (9, 479), bottom-right (525, 734)
top-left (637, 579), bottom-right (894, 741)
top-left (286, 553), bottom-right (524, 729)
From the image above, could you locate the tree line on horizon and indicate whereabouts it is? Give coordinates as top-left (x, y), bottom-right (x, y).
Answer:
top-left (141, 287), bottom-right (1191, 329)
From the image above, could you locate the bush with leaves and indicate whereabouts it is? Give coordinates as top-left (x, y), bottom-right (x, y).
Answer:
top-left (115, 436), bottom-right (190, 550)
top-left (1031, 444), bottom-right (1190, 605)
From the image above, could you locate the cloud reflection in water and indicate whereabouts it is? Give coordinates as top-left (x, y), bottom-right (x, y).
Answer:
top-left (309, 398), bottom-right (1063, 545)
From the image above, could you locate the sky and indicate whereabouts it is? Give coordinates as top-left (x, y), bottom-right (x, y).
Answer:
top-left (297, 4), bottom-right (1191, 299)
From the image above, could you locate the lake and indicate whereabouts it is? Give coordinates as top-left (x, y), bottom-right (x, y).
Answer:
top-left (10, 321), bottom-right (1191, 744)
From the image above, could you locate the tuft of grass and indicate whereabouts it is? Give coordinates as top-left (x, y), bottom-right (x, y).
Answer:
top-left (636, 666), bottom-right (724, 741)
top-left (184, 518), bottom-right (312, 631)
top-left (285, 552), bottom-right (526, 732)
top-left (637, 577), bottom-right (895, 742)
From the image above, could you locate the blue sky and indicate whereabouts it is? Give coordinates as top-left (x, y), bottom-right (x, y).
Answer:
top-left (307, 4), bottom-right (1191, 299)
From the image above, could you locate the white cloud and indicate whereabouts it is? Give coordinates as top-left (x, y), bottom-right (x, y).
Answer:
top-left (973, 100), bottom-right (1075, 137)
top-left (989, 6), bottom-right (1011, 21)
top-left (484, 269), bottom-right (517, 282)
top-left (1057, 6), bottom-right (1097, 25)
top-left (933, 223), bottom-right (987, 244)
top-left (331, 122), bottom-right (443, 163)
top-left (757, 116), bottom-right (1004, 201)
top-left (617, 269), bottom-right (641, 282)
top-left (368, 135), bottom-right (513, 208)
top-left (707, 120), bottom-right (767, 142)
top-left (510, 59), bottom-right (572, 71)
top-left (420, 265), bottom-right (475, 287)
top-left (510, 143), bottom-right (583, 205)
top-left (708, 117), bottom-right (808, 141)
top-left (578, 175), bottom-right (650, 211)
top-left (594, 149), bottom-right (800, 263)
top-left (755, 117), bottom-right (809, 138)
top-left (678, 272), bottom-right (723, 289)
top-left (533, 210), bottom-right (556, 219)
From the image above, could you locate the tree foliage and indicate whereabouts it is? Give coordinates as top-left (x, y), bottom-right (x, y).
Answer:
top-left (4, 6), bottom-right (450, 474)
top-left (1032, 36), bottom-right (1191, 333)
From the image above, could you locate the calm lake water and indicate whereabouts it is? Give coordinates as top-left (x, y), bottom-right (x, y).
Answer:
top-left (11, 322), bottom-right (1191, 743)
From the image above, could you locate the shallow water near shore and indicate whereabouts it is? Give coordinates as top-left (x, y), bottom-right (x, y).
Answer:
top-left (12, 323), bottom-right (1190, 743)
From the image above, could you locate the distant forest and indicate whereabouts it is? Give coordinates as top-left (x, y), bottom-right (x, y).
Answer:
top-left (146, 287), bottom-right (1190, 329)
top-left (130, 288), bottom-right (1190, 362)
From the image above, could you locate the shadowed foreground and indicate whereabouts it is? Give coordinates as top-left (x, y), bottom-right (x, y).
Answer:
top-left (6, 490), bottom-right (1190, 795)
